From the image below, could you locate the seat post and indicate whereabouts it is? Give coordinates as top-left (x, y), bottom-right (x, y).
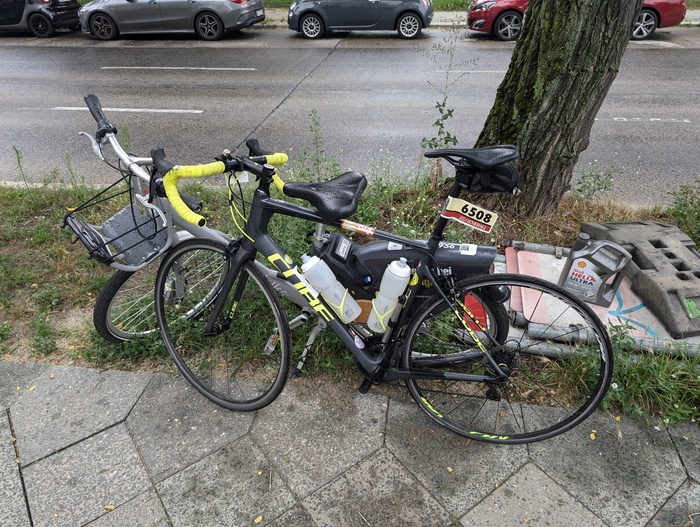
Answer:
top-left (427, 177), bottom-right (463, 252)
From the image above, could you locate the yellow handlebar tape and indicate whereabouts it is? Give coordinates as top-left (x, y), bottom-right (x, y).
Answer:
top-left (266, 152), bottom-right (289, 166)
top-left (162, 161), bottom-right (225, 226)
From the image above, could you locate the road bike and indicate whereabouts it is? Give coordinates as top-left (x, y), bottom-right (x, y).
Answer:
top-left (148, 132), bottom-right (614, 444)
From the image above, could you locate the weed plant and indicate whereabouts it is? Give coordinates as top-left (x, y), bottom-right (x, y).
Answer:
top-left (667, 176), bottom-right (700, 244)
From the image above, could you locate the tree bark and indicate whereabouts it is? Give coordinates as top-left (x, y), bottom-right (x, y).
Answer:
top-left (474, 0), bottom-right (643, 216)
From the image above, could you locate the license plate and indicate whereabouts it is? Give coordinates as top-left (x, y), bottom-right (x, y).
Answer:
top-left (256, 9), bottom-right (264, 16)
top-left (441, 197), bottom-right (498, 234)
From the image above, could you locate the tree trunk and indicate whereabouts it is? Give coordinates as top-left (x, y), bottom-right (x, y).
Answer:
top-left (474, 0), bottom-right (643, 217)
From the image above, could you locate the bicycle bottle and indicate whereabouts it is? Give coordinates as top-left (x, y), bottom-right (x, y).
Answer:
top-left (367, 258), bottom-right (411, 333)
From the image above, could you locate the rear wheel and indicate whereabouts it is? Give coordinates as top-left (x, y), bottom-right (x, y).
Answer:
top-left (28, 13), bottom-right (55, 38)
top-left (397, 12), bottom-right (421, 39)
top-left (195, 12), bottom-right (224, 40)
top-left (155, 239), bottom-right (291, 411)
top-left (493, 10), bottom-right (522, 41)
top-left (403, 274), bottom-right (613, 444)
top-left (632, 8), bottom-right (658, 40)
top-left (89, 13), bottom-right (118, 40)
top-left (300, 13), bottom-right (324, 39)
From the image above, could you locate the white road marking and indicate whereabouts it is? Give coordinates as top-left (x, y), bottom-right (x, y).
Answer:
top-left (52, 107), bottom-right (203, 114)
top-left (100, 66), bottom-right (257, 71)
top-left (438, 70), bottom-right (508, 73)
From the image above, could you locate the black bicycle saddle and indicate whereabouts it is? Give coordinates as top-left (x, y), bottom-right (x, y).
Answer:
top-left (425, 145), bottom-right (519, 170)
top-left (283, 171), bottom-right (368, 223)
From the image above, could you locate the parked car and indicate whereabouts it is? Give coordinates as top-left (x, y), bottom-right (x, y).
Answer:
top-left (288, 0), bottom-right (434, 39)
top-left (467, 0), bottom-right (687, 41)
top-left (78, 0), bottom-right (266, 41)
top-left (0, 0), bottom-right (80, 37)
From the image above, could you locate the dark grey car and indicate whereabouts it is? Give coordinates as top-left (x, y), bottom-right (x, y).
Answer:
top-left (288, 0), bottom-right (433, 39)
top-left (0, 0), bottom-right (80, 37)
top-left (78, 0), bottom-right (265, 41)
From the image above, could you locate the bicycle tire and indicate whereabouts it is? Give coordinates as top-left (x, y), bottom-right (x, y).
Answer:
top-left (93, 268), bottom-right (159, 343)
top-left (402, 273), bottom-right (613, 444)
top-left (154, 238), bottom-right (291, 411)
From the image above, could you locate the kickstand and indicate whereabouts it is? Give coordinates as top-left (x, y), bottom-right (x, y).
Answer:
top-left (290, 317), bottom-right (326, 378)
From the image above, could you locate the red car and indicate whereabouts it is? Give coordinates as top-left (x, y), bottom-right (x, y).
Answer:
top-left (467, 0), bottom-right (687, 41)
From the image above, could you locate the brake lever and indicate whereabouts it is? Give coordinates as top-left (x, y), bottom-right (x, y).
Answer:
top-left (79, 131), bottom-right (105, 161)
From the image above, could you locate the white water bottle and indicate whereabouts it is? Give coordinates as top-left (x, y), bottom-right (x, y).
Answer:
top-left (301, 255), bottom-right (362, 323)
top-left (367, 258), bottom-right (411, 333)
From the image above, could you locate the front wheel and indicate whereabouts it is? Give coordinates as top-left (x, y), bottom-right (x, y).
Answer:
top-left (402, 274), bottom-right (613, 444)
top-left (89, 13), bottom-right (118, 40)
top-left (396, 13), bottom-right (421, 39)
top-left (300, 13), bottom-right (324, 39)
top-left (155, 239), bottom-right (291, 411)
top-left (632, 9), bottom-right (658, 40)
top-left (195, 12), bottom-right (224, 40)
top-left (28, 14), bottom-right (55, 38)
top-left (492, 10), bottom-right (522, 41)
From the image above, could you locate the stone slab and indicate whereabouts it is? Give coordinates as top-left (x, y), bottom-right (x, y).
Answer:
top-left (303, 447), bottom-right (451, 527)
top-left (385, 394), bottom-right (528, 517)
top-left (647, 480), bottom-right (700, 527)
top-left (528, 412), bottom-right (688, 527)
top-left (669, 422), bottom-right (700, 483)
top-left (157, 436), bottom-right (296, 527)
top-left (0, 412), bottom-right (30, 527)
top-left (0, 360), bottom-right (48, 409)
top-left (10, 365), bottom-right (152, 466)
top-left (84, 490), bottom-right (170, 527)
top-left (23, 423), bottom-right (151, 527)
top-left (251, 377), bottom-right (388, 497)
top-left (460, 462), bottom-right (606, 526)
top-left (127, 373), bottom-right (254, 482)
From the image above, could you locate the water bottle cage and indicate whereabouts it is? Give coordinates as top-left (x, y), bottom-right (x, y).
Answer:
top-left (324, 288), bottom-right (354, 324)
top-left (370, 299), bottom-right (395, 332)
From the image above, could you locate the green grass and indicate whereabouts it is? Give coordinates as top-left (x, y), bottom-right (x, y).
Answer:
top-left (3, 106), bottom-right (700, 424)
top-left (2, 167), bottom-right (699, 424)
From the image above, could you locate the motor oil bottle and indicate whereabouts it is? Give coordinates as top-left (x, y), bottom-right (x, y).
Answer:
top-left (557, 233), bottom-right (632, 307)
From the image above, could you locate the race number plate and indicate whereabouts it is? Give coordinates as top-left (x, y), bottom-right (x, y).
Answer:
top-left (441, 197), bottom-right (498, 234)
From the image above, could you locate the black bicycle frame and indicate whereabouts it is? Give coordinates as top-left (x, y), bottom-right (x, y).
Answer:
top-left (204, 173), bottom-right (509, 385)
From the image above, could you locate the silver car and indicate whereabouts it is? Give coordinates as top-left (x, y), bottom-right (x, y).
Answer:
top-left (288, 0), bottom-right (433, 39)
top-left (79, 0), bottom-right (265, 40)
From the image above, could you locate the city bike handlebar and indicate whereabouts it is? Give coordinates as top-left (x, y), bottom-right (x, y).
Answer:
top-left (83, 93), bottom-right (288, 226)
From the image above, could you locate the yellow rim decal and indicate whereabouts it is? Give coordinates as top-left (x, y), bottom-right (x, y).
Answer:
top-left (421, 397), bottom-right (443, 418)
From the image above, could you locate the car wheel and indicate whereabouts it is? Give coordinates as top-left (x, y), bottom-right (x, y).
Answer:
top-left (300, 13), bottom-right (324, 39)
top-left (397, 12), bottom-right (421, 39)
top-left (493, 10), bottom-right (522, 41)
top-left (28, 14), bottom-right (55, 38)
top-left (90, 13), bottom-right (118, 40)
top-left (632, 8), bottom-right (658, 40)
top-left (195, 12), bottom-right (224, 40)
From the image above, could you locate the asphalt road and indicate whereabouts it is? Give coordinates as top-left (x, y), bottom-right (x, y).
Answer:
top-left (1, 26), bottom-right (699, 206)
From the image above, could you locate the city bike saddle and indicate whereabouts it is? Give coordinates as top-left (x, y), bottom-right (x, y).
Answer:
top-left (425, 145), bottom-right (518, 170)
top-left (284, 171), bottom-right (368, 223)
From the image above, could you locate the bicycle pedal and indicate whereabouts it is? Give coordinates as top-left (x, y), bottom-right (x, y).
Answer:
top-left (358, 377), bottom-right (373, 394)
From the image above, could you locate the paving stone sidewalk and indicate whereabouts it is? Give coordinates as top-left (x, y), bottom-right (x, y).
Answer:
top-left (1, 360), bottom-right (698, 527)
